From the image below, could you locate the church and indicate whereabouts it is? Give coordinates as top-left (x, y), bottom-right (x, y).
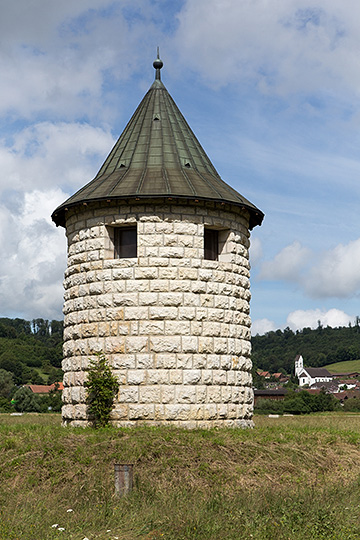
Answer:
top-left (52, 53), bottom-right (264, 428)
top-left (294, 355), bottom-right (333, 387)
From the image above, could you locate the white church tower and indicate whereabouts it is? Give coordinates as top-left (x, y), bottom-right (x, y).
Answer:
top-left (294, 354), bottom-right (304, 378)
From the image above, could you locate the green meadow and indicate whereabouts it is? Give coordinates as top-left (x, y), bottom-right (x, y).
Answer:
top-left (325, 359), bottom-right (360, 373)
top-left (1, 413), bottom-right (360, 540)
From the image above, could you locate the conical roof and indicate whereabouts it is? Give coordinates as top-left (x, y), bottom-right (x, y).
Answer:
top-left (52, 55), bottom-right (263, 229)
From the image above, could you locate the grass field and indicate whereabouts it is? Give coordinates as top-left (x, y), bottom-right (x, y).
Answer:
top-left (325, 359), bottom-right (360, 373)
top-left (1, 413), bottom-right (360, 540)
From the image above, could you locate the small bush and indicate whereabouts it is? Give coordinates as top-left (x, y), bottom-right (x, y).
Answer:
top-left (0, 396), bottom-right (12, 412)
top-left (84, 353), bottom-right (119, 428)
top-left (12, 386), bottom-right (41, 412)
top-left (254, 398), bottom-right (284, 415)
top-left (343, 397), bottom-right (360, 412)
top-left (283, 397), bottom-right (311, 415)
top-left (0, 369), bottom-right (14, 398)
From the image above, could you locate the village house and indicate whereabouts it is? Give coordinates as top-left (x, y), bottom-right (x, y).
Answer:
top-left (24, 383), bottom-right (64, 395)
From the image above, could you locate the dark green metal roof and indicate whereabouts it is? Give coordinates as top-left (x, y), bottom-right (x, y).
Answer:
top-left (52, 55), bottom-right (264, 229)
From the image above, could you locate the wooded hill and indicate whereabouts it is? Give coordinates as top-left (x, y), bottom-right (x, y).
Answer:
top-left (2, 317), bottom-right (360, 383)
top-left (0, 318), bottom-right (63, 385)
top-left (251, 323), bottom-right (360, 375)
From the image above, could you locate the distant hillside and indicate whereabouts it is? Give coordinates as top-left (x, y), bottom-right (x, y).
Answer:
top-left (0, 318), bottom-right (63, 385)
top-left (251, 323), bottom-right (360, 375)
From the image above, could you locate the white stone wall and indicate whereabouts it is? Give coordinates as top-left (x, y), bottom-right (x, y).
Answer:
top-left (61, 199), bottom-right (254, 427)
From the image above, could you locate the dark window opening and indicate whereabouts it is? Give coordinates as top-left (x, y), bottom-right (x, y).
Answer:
top-left (204, 228), bottom-right (218, 261)
top-left (114, 227), bottom-right (137, 258)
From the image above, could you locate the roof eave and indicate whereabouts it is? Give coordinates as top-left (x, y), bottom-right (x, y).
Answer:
top-left (51, 194), bottom-right (264, 229)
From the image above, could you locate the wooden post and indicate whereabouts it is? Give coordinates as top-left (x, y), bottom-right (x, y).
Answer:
top-left (114, 464), bottom-right (133, 496)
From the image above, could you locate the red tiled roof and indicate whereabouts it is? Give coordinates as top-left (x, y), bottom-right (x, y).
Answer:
top-left (257, 371), bottom-right (271, 378)
top-left (303, 388), bottom-right (322, 395)
top-left (334, 390), bottom-right (360, 400)
top-left (25, 382), bottom-right (64, 394)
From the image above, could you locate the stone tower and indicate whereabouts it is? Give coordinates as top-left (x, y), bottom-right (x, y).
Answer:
top-left (52, 54), bottom-right (264, 428)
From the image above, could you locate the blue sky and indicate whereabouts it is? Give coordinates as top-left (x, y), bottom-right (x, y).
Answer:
top-left (1, 0), bottom-right (360, 334)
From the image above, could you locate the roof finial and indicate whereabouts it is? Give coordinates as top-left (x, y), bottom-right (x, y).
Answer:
top-left (153, 47), bottom-right (163, 81)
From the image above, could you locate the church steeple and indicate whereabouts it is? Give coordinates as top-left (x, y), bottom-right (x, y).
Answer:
top-left (52, 56), bottom-right (263, 229)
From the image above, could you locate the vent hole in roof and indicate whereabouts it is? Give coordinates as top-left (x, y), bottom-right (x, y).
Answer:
top-left (184, 162), bottom-right (191, 168)
top-left (119, 163), bottom-right (126, 168)
top-left (153, 116), bottom-right (160, 121)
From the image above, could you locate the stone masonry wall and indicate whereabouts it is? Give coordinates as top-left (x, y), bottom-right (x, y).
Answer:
top-left (61, 199), bottom-right (254, 427)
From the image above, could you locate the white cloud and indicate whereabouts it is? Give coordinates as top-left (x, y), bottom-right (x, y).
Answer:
top-left (304, 238), bottom-right (360, 298)
top-left (0, 121), bottom-right (115, 320)
top-left (0, 122), bottom-right (114, 193)
top-left (252, 308), bottom-right (354, 335)
top-left (258, 236), bottom-right (360, 300)
top-left (259, 241), bottom-right (311, 281)
top-left (175, 0), bottom-right (360, 99)
top-left (251, 318), bottom-right (277, 336)
top-left (286, 308), bottom-right (354, 331)
top-left (0, 189), bottom-right (67, 319)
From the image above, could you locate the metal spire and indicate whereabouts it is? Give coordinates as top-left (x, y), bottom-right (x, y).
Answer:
top-left (153, 47), bottom-right (163, 80)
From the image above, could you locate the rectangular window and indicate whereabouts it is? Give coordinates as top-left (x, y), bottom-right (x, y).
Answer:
top-left (114, 226), bottom-right (137, 258)
top-left (204, 228), bottom-right (219, 261)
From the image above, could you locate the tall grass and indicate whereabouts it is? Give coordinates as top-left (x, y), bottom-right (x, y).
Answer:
top-left (1, 413), bottom-right (360, 539)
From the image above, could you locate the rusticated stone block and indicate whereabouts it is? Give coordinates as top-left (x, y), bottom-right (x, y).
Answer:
top-left (128, 404), bottom-right (155, 420)
top-left (183, 370), bottom-right (201, 385)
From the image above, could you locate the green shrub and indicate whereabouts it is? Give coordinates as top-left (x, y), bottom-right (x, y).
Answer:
top-left (0, 396), bottom-right (12, 412)
top-left (255, 390), bottom-right (340, 416)
top-left (12, 386), bottom-right (41, 412)
top-left (84, 353), bottom-right (119, 428)
top-left (283, 397), bottom-right (311, 415)
top-left (254, 398), bottom-right (284, 415)
top-left (343, 397), bottom-right (360, 412)
top-left (0, 369), bottom-right (14, 398)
